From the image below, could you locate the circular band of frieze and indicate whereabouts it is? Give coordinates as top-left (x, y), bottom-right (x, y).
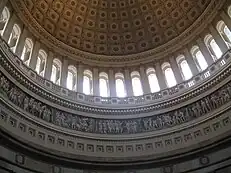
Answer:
top-left (9, 0), bottom-right (226, 66)
top-left (1, 94), bottom-right (231, 163)
top-left (1, 42), bottom-right (231, 117)
top-left (1, 61), bottom-right (231, 139)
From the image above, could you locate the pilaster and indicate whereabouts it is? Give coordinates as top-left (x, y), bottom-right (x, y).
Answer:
top-left (77, 63), bottom-right (83, 93)
top-left (109, 69), bottom-right (116, 97)
top-left (124, 69), bottom-right (133, 97)
top-left (44, 51), bottom-right (54, 80)
top-left (60, 58), bottom-right (68, 87)
top-left (29, 40), bottom-right (40, 70)
top-left (169, 57), bottom-right (183, 83)
top-left (196, 37), bottom-right (214, 66)
top-left (139, 65), bottom-right (151, 94)
top-left (93, 68), bottom-right (99, 96)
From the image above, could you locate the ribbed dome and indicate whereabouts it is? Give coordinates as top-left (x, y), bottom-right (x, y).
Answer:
top-left (22, 0), bottom-right (210, 56)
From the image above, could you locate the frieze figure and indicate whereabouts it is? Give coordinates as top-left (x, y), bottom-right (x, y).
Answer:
top-left (42, 106), bottom-right (51, 122)
top-left (23, 96), bottom-right (29, 111)
top-left (0, 76), bottom-right (9, 92)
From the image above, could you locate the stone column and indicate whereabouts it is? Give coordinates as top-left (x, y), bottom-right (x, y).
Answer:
top-left (169, 57), bottom-right (183, 83)
top-left (220, 11), bottom-right (231, 32)
top-left (2, 13), bottom-right (17, 42)
top-left (93, 67), bottom-right (99, 96)
top-left (209, 25), bottom-right (228, 53)
top-left (44, 51), bottom-right (54, 80)
top-left (139, 65), bottom-right (151, 94)
top-left (184, 48), bottom-right (199, 76)
top-left (0, 0), bottom-right (7, 15)
top-left (29, 40), bottom-right (40, 70)
top-left (15, 27), bottom-right (30, 58)
top-left (108, 69), bottom-right (116, 97)
top-left (154, 62), bottom-right (167, 89)
top-left (196, 37), bottom-right (214, 66)
top-left (124, 69), bottom-right (133, 96)
top-left (77, 63), bottom-right (83, 93)
top-left (60, 58), bottom-right (68, 87)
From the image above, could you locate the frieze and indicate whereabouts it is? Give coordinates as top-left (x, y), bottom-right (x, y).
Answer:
top-left (1, 69), bottom-right (231, 135)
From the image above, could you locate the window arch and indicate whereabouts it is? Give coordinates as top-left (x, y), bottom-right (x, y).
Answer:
top-left (35, 49), bottom-right (47, 77)
top-left (50, 58), bottom-right (62, 85)
top-left (21, 38), bottom-right (33, 66)
top-left (191, 46), bottom-right (208, 71)
top-left (217, 21), bottom-right (231, 48)
top-left (146, 68), bottom-right (160, 93)
top-left (66, 65), bottom-right (77, 91)
top-left (115, 73), bottom-right (126, 97)
top-left (228, 6), bottom-right (231, 18)
top-left (0, 7), bottom-right (10, 36)
top-left (99, 72), bottom-right (109, 97)
top-left (176, 55), bottom-right (193, 81)
top-left (8, 24), bottom-right (21, 52)
top-left (131, 71), bottom-right (143, 96)
top-left (83, 70), bottom-right (93, 95)
top-left (204, 34), bottom-right (222, 60)
top-left (162, 62), bottom-right (177, 88)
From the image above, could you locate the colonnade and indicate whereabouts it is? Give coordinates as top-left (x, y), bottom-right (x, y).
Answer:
top-left (0, 1), bottom-right (231, 98)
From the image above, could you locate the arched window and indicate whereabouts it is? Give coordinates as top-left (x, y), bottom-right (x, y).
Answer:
top-left (8, 24), bottom-right (21, 52)
top-left (191, 46), bottom-right (208, 71)
top-left (66, 65), bottom-right (77, 91)
top-left (146, 68), bottom-right (160, 93)
top-left (115, 73), bottom-right (126, 97)
top-left (0, 7), bottom-right (10, 36)
top-left (176, 55), bottom-right (193, 81)
top-left (83, 70), bottom-right (93, 95)
top-left (131, 71), bottom-right (143, 96)
top-left (228, 6), bottom-right (231, 18)
top-left (21, 38), bottom-right (33, 66)
top-left (162, 62), bottom-right (177, 88)
top-left (50, 58), bottom-right (62, 85)
top-left (99, 72), bottom-right (109, 97)
top-left (35, 50), bottom-right (47, 77)
top-left (217, 21), bottom-right (231, 48)
top-left (205, 34), bottom-right (222, 60)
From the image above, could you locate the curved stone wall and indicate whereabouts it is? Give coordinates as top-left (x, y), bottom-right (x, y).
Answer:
top-left (1, 33), bottom-right (231, 165)
top-left (1, 0), bottom-right (231, 171)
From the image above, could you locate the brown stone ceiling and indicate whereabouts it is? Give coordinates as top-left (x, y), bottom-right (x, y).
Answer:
top-left (22, 0), bottom-right (211, 56)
